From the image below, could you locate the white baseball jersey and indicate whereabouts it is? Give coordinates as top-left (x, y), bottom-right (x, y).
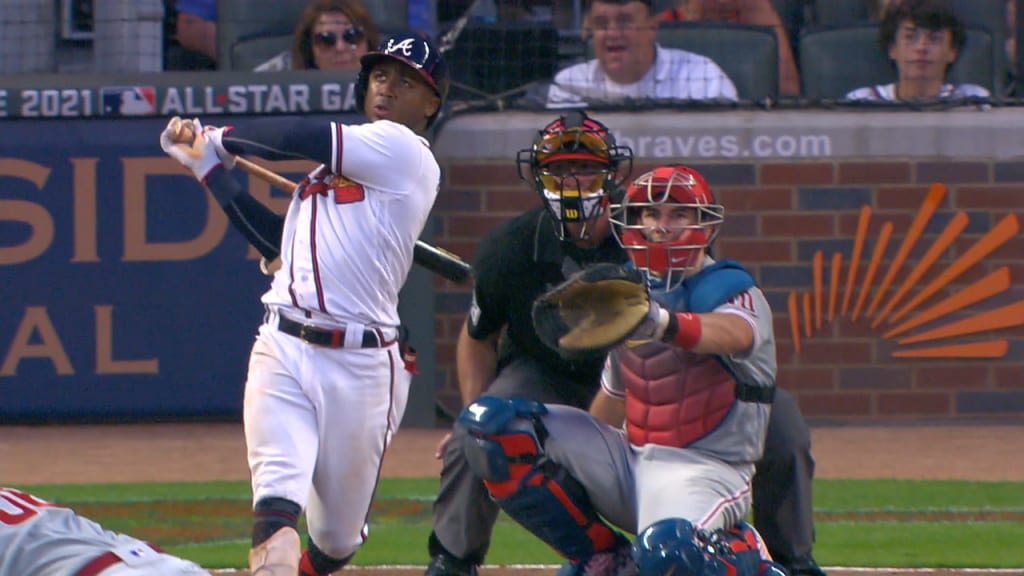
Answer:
top-left (261, 119), bottom-right (440, 329)
top-left (0, 487), bottom-right (210, 575)
top-left (845, 82), bottom-right (990, 101)
top-left (547, 43), bottom-right (738, 108)
top-left (245, 117), bottom-right (437, 560)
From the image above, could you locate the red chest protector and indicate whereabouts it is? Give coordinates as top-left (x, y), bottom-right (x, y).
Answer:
top-left (618, 260), bottom-right (757, 449)
top-left (620, 343), bottom-right (737, 448)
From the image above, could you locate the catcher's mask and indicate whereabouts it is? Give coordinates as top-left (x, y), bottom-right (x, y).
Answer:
top-left (516, 111), bottom-right (633, 241)
top-left (611, 165), bottom-right (724, 290)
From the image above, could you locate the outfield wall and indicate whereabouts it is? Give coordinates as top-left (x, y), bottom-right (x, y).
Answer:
top-left (0, 71), bottom-right (1021, 421)
top-left (431, 109), bottom-right (1024, 421)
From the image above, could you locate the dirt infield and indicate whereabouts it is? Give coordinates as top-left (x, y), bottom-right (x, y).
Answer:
top-left (3, 421), bottom-right (1024, 576)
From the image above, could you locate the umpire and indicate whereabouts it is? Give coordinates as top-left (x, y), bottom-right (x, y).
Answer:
top-left (425, 111), bottom-right (826, 576)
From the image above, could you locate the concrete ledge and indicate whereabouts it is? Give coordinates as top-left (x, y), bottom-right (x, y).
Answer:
top-left (434, 108), bottom-right (1024, 160)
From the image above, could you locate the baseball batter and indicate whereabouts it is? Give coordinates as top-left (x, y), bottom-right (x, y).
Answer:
top-left (456, 165), bottom-right (786, 576)
top-left (0, 486), bottom-right (210, 575)
top-left (159, 33), bottom-right (449, 576)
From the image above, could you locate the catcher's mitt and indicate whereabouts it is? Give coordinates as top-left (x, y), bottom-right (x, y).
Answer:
top-left (532, 263), bottom-right (650, 353)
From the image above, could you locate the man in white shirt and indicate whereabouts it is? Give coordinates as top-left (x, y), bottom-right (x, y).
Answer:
top-left (845, 0), bottom-right (990, 102)
top-left (547, 0), bottom-right (738, 108)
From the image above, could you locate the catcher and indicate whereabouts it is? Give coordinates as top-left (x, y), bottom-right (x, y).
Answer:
top-left (455, 165), bottom-right (786, 576)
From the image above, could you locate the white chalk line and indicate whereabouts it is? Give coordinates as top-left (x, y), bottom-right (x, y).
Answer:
top-left (211, 567), bottom-right (1024, 574)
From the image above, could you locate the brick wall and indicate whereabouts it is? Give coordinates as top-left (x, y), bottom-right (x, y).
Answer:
top-left (430, 159), bottom-right (1024, 421)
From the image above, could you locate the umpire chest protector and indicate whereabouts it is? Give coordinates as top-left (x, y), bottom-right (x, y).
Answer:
top-left (618, 260), bottom-right (764, 449)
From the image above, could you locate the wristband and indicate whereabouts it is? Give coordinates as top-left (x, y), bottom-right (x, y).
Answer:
top-left (663, 312), bottom-right (702, 349)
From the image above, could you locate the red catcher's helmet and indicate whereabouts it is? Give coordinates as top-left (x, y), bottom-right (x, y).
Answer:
top-left (516, 111), bottom-right (633, 241)
top-left (610, 165), bottom-right (724, 289)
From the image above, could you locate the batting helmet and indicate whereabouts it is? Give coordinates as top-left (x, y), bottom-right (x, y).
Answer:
top-left (355, 33), bottom-right (450, 128)
top-left (610, 165), bottom-right (724, 289)
top-left (516, 111), bottom-right (633, 241)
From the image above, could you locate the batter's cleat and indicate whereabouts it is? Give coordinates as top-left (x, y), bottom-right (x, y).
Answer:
top-left (424, 551), bottom-right (479, 576)
top-left (559, 541), bottom-right (637, 576)
top-left (780, 555), bottom-right (826, 576)
top-left (248, 526), bottom-right (301, 576)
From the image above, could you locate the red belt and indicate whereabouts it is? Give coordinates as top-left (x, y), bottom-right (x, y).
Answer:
top-left (75, 543), bottom-right (163, 576)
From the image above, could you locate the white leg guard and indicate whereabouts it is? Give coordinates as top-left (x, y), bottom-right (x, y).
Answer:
top-left (249, 526), bottom-right (301, 576)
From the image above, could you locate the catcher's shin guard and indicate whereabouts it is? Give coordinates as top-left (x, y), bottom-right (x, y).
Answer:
top-left (632, 519), bottom-right (769, 576)
top-left (249, 526), bottom-right (301, 576)
top-left (457, 396), bottom-right (621, 563)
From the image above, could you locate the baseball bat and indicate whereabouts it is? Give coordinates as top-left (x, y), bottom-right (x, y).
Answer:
top-left (167, 118), bottom-right (472, 283)
top-left (437, 0), bottom-right (484, 54)
top-left (232, 156), bottom-right (473, 284)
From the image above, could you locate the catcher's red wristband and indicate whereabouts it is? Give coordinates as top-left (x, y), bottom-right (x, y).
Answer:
top-left (664, 312), bottom-right (702, 349)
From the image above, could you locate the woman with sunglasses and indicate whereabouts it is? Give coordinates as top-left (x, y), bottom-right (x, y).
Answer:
top-left (255, 0), bottom-right (379, 72)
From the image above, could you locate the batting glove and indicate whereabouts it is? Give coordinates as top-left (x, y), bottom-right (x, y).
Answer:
top-left (159, 117), bottom-right (224, 183)
top-left (200, 121), bottom-right (237, 170)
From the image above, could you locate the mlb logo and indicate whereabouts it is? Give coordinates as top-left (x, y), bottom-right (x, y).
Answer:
top-left (101, 86), bottom-right (156, 116)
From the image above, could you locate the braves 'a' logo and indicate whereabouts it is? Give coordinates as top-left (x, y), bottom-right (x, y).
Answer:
top-left (388, 38), bottom-right (417, 57)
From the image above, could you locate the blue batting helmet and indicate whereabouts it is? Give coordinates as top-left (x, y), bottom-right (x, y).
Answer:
top-left (355, 33), bottom-right (450, 128)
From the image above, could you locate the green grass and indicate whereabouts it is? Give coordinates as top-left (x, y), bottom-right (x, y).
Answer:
top-left (16, 479), bottom-right (1024, 569)
top-left (814, 479), bottom-right (1024, 511)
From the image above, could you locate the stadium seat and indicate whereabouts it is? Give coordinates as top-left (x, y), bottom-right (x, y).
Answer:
top-left (93, 0), bottom-right (165, 72)
top-left (799, 24), bottom-right (996, 99)
top-left (0, 0), bottom-right (54, 73)
top-left (216, 0), bottom-right (307, 70)
top-left (229, 34), bottom-right (294, 71)
top-left (798, 24), bottom-right (892, 99)
top-left (948, 0), bottom-right (1007, 95)
top-left (947, 29), bottom-right (996, 92)
top-left (811, 0), bottom-right (871, 28)
top-left (581, 23), bottom-right (779, 101)
top-left (655, 23), bottom-right (780, 101)
top-left (362, 0), bottom-right (408, 34)
top-left (444, 21), bottom-right (560, 99)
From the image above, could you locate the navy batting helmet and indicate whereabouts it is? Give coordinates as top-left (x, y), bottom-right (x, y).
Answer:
top-left (355, 33), bottom-right (450, 128)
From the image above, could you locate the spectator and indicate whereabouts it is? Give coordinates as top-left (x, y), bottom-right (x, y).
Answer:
top-left (254, 0), bottom-right (379, 72)
top-left (658, 0), bottom-right (801, 96)
top-left (546, 0), bottom-right (737, 108)
top-left (873, 0), bottom-right (1016, 70)
top-left (174, 0), bottom-right (217, 63)
top-left (845, 0), bottom-right (990, 101)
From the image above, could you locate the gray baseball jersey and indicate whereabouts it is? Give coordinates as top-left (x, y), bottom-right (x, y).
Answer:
top-left (533, 270), bottom-right (776, 536)
top-left (0, 487), bottom-right (210, 576)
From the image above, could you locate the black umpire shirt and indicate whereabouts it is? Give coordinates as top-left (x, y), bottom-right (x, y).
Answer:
top-left (467, 206), bottom-right (627, 399)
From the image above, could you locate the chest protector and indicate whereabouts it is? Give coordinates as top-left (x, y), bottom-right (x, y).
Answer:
top-left (620, 260), bottom-right (757, 449)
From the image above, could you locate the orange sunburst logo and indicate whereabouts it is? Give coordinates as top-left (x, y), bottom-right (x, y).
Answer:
top-left (788, 182), bottom-right (1023, 359)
